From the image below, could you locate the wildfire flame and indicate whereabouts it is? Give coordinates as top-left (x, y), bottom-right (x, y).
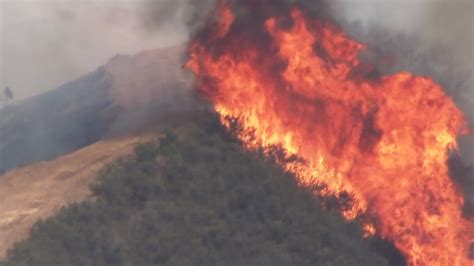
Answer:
top-left (187, 2), bottom-right (474, 265)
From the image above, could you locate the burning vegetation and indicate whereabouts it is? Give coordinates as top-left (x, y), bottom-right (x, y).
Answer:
top-left (187, 1), bottom-right (474, 265)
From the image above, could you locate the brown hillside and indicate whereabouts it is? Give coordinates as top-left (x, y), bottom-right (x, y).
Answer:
top-left (0, 134), bottom-right (154, 259)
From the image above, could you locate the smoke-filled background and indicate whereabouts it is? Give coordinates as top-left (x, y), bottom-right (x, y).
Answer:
top-left (0, 0), bottom-right (191, 100)
top-left (1, 0), bottom-right (473, 210)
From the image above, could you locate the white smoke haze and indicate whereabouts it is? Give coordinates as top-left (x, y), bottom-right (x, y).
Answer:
top-left (0, 0), bottom-right (189, 101)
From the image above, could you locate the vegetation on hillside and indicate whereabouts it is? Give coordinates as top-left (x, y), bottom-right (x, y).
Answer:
top-left (3, 114), bottom-right (390, 266)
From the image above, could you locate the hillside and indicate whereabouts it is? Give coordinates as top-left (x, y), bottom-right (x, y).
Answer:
top-left (2, 115), bottom-right (391, 266)
top-left (0, 107), bottom-right (213, 259)
top-left (0, 45), bottom-right (197, 174)
top-left (0, 44), bottom-right (403, 265)
top-left (0, 133), bottom-right (155, 258)
top-left (0, 44), bottom-right (201, 258)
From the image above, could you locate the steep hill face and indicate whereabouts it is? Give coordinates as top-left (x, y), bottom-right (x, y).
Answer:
top-left (2, 118), bottom-right (391, 265)
top-left (0, 45), bottom-right (197, 174)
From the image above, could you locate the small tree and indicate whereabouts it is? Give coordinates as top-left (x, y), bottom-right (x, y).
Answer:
top-left (4, 86), bottom-right (13, 105)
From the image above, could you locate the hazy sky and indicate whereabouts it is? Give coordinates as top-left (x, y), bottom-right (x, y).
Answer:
top-left (0, 0), bottom-right (188, 100)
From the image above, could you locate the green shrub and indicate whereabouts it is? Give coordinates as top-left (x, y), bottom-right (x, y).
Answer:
top-left (4, 114), bottom-right (389, 266)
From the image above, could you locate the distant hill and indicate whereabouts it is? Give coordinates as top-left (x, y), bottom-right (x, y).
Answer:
top-left (0, 45), bottom-right (200, 174)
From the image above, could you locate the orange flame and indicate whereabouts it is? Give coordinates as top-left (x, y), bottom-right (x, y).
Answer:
top-left (187, 4), bottom-right (474, 265)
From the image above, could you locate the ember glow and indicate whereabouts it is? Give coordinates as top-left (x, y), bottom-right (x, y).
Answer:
top-left (187, 2), bottom-right (474, 265)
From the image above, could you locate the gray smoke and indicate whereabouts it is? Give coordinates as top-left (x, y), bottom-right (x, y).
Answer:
top-left (140, 0), bottom-right (217, 35)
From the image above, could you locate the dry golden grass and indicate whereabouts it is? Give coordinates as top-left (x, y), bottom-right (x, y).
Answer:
top-left (0, 134), bottom-right (153, 258)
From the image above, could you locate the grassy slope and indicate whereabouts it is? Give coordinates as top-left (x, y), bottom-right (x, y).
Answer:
top-left (0, 134), bottom-right (156, 258)
top-left (2, 114), bottom-right (389, 266)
